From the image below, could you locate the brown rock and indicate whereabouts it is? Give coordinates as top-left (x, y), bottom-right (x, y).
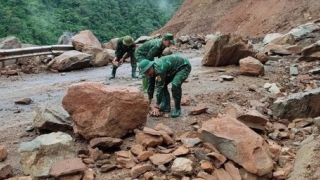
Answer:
top-left (143, 127), bottom-right (161, 136)
top-left (6, 176), bottom-right (33, 180)
top-left (149, 154), bottom-right (173, 165)
top-left (14, 98), bottom-right (32, 105)
top-left (207, 152), bottom-right (227, 168)
top-left (224, 161), bottom-right (241, 180)
top-left (136, 133), bottom-right (163, 148)
top-left (212, 168), bottom-right (233, 180)
top-left (82, 46), bottom-right (109, 67)
top-left (154, 123), bottom-right (173, 136)
top-left (49, 158), bottom-right (87, 177)
top-left (202, 33), bottom-right (256, 66)
top-left (171, 158), bottom-right (194, 175)
top-left (100, 164), bottom-right (117, 173)
top-left (130, 164), bottom-right (152, 178)
top-left (189, 104), bottom-right (208, 115)
top-left (137, 151), bottom-right (153, 162)
top-left (239, 57), bottom-right (264, 76)
top-left (82, 168), bottom-right (95, 180)
top-left (62, 82), bottom-right (149, 139)
top-left (115, 151), bottom-right (136, 168)
top-left (239, 168), bottom-right (258, 180)
top-left (1, 70), bottom-right (18, 76)
top-left (71, 30), bottom-right (101, 51)
top-left (82, 158), bottom-right (95, 164)
top-left (197, 171), bottom-right (215, 179)
top-left (130, 144), bottom-right (145, 156)
top-left (203, 142), bottom-right (219, 153)
top-left (199, 114), bottom-right (273, 176)
top-left (181, 96), bottom-right (191, 106)
top-left (143, 172), bottom-right (153, 180)
top-left (89, 137), bottom-right (123, 150)
top-left (59, 173), bottom-right (83, 180)
top-left (200, 160), bottom-right (214, 172)
top-left (0, 145), bottom-right (8, 161)
top-left (89, 147), bottom-right (103, 161)
top-left (172, 146), bottom-right (190, 156)
top-left (158, 130), bottom-right (175, 146)
top-left (299, 41), bottom-right (320, 61)
top-left (237, 109), bottom-right (269, 131)
top-left (255, 52), bottom-right (269, 64)
top-left (0, 164), bottom-right (13, 179)
top-left (102, 38), bottom-right (119, 50)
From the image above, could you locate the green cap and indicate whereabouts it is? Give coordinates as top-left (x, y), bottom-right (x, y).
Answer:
top-left (163, 33), bottom-right (175, 45)
top-left (138, 59), bottom-right (154, 75)
top-left (122, 36), bottom-right (134, 46)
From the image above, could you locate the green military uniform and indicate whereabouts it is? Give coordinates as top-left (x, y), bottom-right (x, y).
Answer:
top-left (139, 55), bottom-right (191, 118)
top-left (134, 38), bottom-right (167, 92)
top-left (110, 36), bottom-right (137, 79)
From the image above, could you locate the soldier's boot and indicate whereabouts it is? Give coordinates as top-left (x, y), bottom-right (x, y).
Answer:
top-left (131, 66), bottom-right (138, 78)
top-left (171, 98), bottom-right (181, 118)
top-left (159, 93), bottom-right (171, 112)
top-left (142, 76), bottom-right (148, 93)
top-left (109, 66), bottom-right (117, 80)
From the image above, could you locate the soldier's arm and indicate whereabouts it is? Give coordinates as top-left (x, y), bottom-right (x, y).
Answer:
top-left (115, 39), bottom-right (123, 60)
top-left (146, 46), bottom-right (161, 60)
top-left (155, 72), bottom-right (166, 105)
top-left (124, 45), bottom-right (135, 59)
top-left (148, 77), bottom-right (155, 100)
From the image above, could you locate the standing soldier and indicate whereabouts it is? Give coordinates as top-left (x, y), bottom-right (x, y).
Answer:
top-left (138, 55), bottom-right (191, 118)
top-left (109, 36), bottom-right (138, 80)
top-left (134, 33), bottom-right (175, 92)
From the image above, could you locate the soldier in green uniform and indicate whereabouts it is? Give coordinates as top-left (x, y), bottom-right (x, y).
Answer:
top-left (109, 36), bottom-right (138, 80)
top-left (138, 55), bottom-right (191, 118)
top-left (134, 33), bottom-right (175, 92)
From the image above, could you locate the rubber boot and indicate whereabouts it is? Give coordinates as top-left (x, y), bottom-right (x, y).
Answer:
top-left (109, 66), bottom-right (117, 80)
top-left (142, 77), bottom-right (148, 93)
top-left (171, 98), bottom-right (181, 118)
top-left (131, 67), bottom-right (138, 78)
top-left (159, 93), bottom-right (171, 112)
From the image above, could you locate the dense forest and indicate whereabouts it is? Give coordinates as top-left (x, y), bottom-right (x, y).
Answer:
top-left (0, 0), bottom-right (183, 45)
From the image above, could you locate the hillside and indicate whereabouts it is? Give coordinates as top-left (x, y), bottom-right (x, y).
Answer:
top-left (0, 0), bottom-right (183, 45)
top-left (154, 0), bottom-right (320, 37)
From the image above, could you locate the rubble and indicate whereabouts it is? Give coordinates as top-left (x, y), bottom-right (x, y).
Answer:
top-left (0, 145), bottom-right (7, 161)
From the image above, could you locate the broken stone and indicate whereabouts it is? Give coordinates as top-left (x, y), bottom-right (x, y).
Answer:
top-left (89, 137), bottom-right (123, 150)
top-left (82, 158), bottom-right (95, 164)
top-left (181, 96), bottom-right (191, 106)
top-left (189, 104), bottom-right (208, 115)
top-left (130, 164), bottom-right (152, 178)
top-left (14, 98), bottom-right (32, 105)
top-left (237, 109), bottom-right (269, 131)
top-left (0, 164), bottom-right (13, 179)
top-left (0, 145), bottom-right (8, 162)
top-left (239, 168), bottom-right (259, 180)
top-left (273, 88), bottom-right (320, 120)
top-left (96, 159), bottom-right (110, 167)
top-left (158, 130), bottom-right (175, 146)
top-left (172, 146), bottom-right (189, 157)
top-left (115, 151), bottom-right (136, 169)
top-left (224, 161), bottom-right (241, 180)
top-left (197, 171), bottom-right (215, 179)
top-left (149, 154), bottom-right (173, 166)
top-left (181, 138), bottom-right (201, 147)
top-left (83, 168), bottom-right (95, 180)
top-left (137, 151), bottom-right (153, 162)
top-left (143, 172), bottom-right (153, 180)
top-left (199, 114), bottom-right (273, 176)
top-left (212, 167), bottom-right (233, 180)
top-left (239, 57), bottom-right (264, 76)
top-left (18, 132), bottom-right (75, 177)
top-left (130, 144), bottom-right (145, 156)
top-left (154, 123), bottom-right (173, 136)
top-left (136, 133), bottom-right (163, 148)
top-left (49, 158), bottom-right (87, 178)
top-left (48, 50), bottom-right (92, 71)
top-left (143, 127), bottom-right (161, 136)
top-left (158, 165), bottom-right (167, 172)
top-left (255, 52), bottom-right (269, 64)
top-left (171, 158), bottom-right (193, 175)
top-left (290, 66), bottom-right (299, 76)
top-left (62, 83), bottom-right (149, 139)
top-left (88, 147), bottom-right (103, 161)
top-left (220, 75), bottom-right (234, 81)
top-left (200, 160), bottom-right (214, 173)
top-left (100, 164), bottom-right (116, 173)
top-left (71, 30), bottom-right (101, 51)
top-left (206, 152), bottom-right (227, 168)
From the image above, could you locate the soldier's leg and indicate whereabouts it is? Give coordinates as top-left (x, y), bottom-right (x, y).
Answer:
top-left (171, 66), bottom-right (191, 118)
top-left (130, 55), bottom-right (138, 78)
top-left (160, 76), bottom-right (173, 112)
top-left (109, 65), bottom-right (118, 80)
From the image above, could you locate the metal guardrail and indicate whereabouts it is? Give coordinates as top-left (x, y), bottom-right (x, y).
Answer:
top-left (0, 45), bottom-right (75, 61)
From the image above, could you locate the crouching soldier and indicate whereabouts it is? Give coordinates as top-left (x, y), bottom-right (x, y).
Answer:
top-left (109, 35), bottom-right (138, 80)
top-left (138, 55), bottom-right (191, 118)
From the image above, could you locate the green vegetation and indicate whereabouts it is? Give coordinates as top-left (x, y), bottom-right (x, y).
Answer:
top-left (0, 0), bottom-right (183, 45)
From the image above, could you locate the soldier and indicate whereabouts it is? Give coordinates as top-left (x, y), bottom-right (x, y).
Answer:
top-left (134, 33), bottom-right (175, 92)
top-left (109, 36), bottom-right (138, 80)
top-left (138, 55), bottom-right (191, 118)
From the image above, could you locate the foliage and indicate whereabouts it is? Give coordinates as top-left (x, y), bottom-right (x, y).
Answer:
top-left (0, 0), bottom-right (183, 45)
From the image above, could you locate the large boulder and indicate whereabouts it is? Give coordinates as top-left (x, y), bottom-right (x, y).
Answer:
top-left (102, 38), bottom-right (119, 50)
top-left (273, 88), bottom-right (320, 121)
top-left (62, 82), bottom-right (149, 139)
top-left (48, 50), bottom-right (92, 72)
top-left (263, 33), bottom-right (283, 45)
top-left (71, 30), bottom-right (101, 51)
top-left (202, 33), bottom-right (256, 66)
top-left (82, 45), bottom-right (109, 67)
top-left (33, 102), bottom-right (72, 132)
top-left (199, 111), bottom-right (273, 176)
top-left (0, 36), bottom-right (22, 49)
top-left (18, 132), bottom-right (76, 177)
top-left (287, 22), bottom-right (320, 41)
top-left (239, 57), bottom-right (264, 76)
top-left (104, 49), bottom-right (115, 61)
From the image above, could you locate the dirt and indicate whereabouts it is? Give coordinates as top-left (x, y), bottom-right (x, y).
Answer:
top-left (154, 0), bottom-right (320, 38)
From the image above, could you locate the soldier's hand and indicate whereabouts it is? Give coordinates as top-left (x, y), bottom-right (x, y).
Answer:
top-left (119, 58), bottom-right (124, 64)
top-left (152, 108), bottom-right (160, 116)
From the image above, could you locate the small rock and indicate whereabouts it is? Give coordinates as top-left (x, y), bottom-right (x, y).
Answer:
top-left (143, 172), bottom-right (154, 180)
top-left (83, 168), bottom-right (95, 180)
top-left (181, 96), bottom-right (191, 106)
top-left (143, 127), bottom-right (161, 136)
top-left (49, 158), bottom-right (87, 178)
top-left (115, 151), bottom-right (136, 168)
top-left (172, 146), bottom-right (189, 156)
top-left (0, 164), bottom-right (13, 179)
top-left (130, 144), bottom-right (145, 156)
top-left (200, 160), bottom-right (214, 172)
top-left (171, 158), bottom-right (193, 175)
top-left (158, 130), bottom-right (175, 146)
top-left (83, 158), bottom-right (95, 164)
top-left (89, 137), bottom-right (123, 150)
top-left (136, 133), bottom-right (163, 148)
top-left (24, 126), bottom-right (34, 132)
top-left (220, 75), bottom-right (234, 81)
top-left (149, 154), bottom-right (173, 165)
top-left (100, 164), bottom-right (117, 173)
top-left (14, 98), bottom-right (32, 105)
top-left (290, 66), bottom-right (299, 76)
top-left (137, 151), bottom-right (153, 162)
top-left (0, 145), bottom-right (8, 161)
top-left (96, 159), bottom-right (111, 167)
top-left (158, 165), bottom-right (167, 172)
top-left (181, 138), bottom-right (201, 147)
top-left (189, 104), bottom-right (208, 115)
top-left (131, 164), bottom-right (152, 178)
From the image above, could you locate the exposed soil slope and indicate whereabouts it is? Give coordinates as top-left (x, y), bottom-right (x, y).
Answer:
top-left (154, 0), bottom-right (320, 37)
